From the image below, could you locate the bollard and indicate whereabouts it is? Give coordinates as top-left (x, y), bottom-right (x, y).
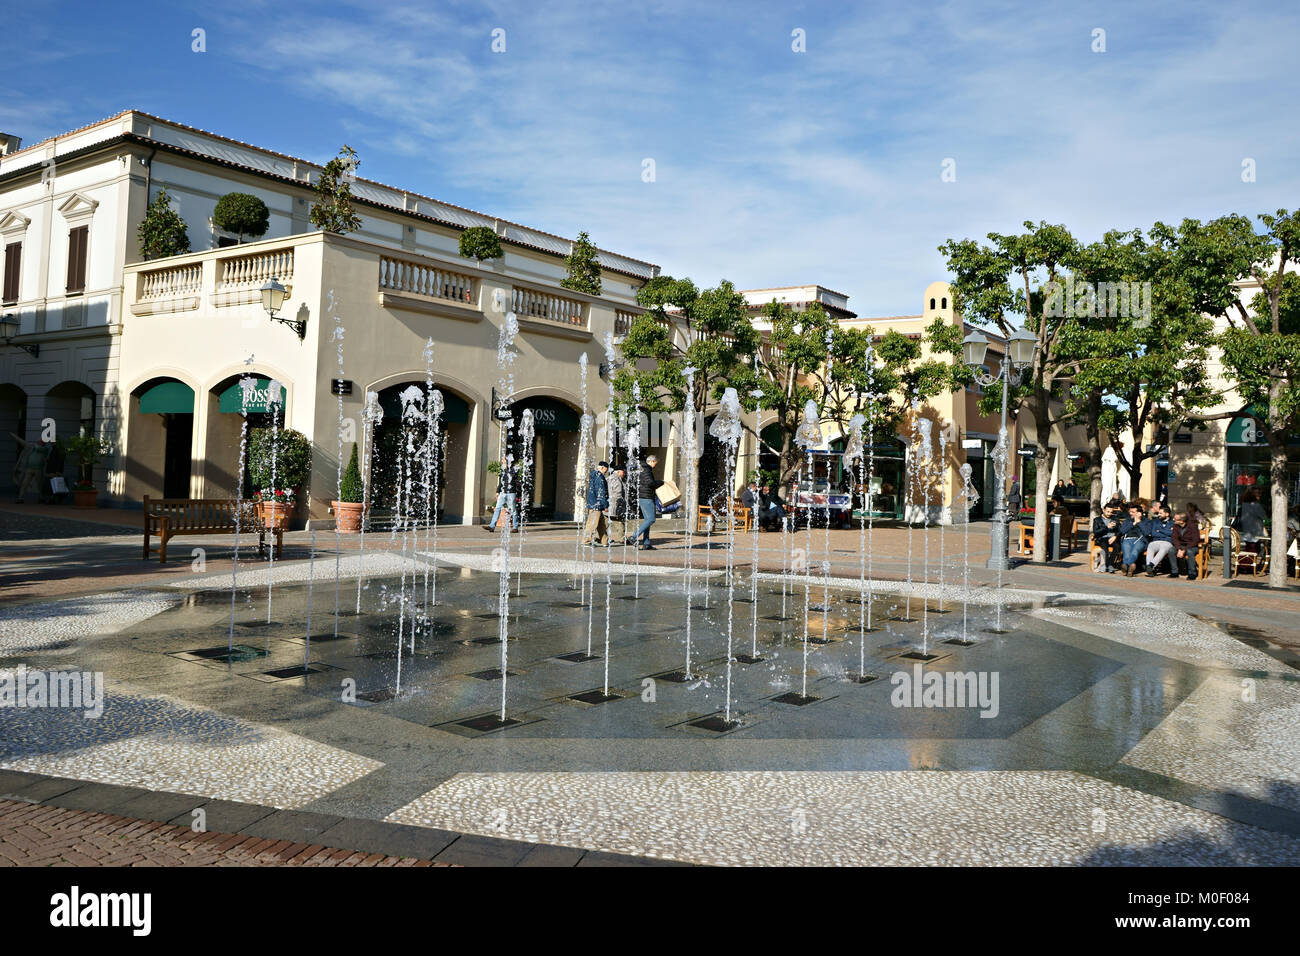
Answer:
top-left (1050, 514), bottom-right (1062, 562)
top-left (1222, 526), bottom-right (1232, 579)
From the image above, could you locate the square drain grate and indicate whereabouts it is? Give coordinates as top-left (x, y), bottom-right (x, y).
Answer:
top-left (687, 714), bottom-right (740, 732)
top-left (357, 688), bottom-right (395, 703)
top-left (735, 654), bottom-right (766, 664)
top-left (772, 692), bottom-right (820, 706)
top-left (456, 714), bottom-right (523, 732)
top-left (262, 665), bottom-right (329, 680)
top-left (568, 690), bottom-right (624, 705)
top-left (943, 638), bottom-right (977, 647)
top-left (186, 644), bottom-right (270, 663)
top-left (466, 668), bottom-right (518, 681)
top-left (900, 651), bottom-right (940, 662)
top-left (554, 652), bottom-right (600, 663)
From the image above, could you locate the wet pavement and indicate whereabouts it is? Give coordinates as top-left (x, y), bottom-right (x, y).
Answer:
top-left (2, 546), bottom-right (1298, 865)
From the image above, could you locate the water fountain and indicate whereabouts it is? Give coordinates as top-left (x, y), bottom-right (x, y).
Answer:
top-left (355, 390), bottom-right (383, 614)
top-left (332, 309), bottom-right (346, 639)
top-left (679, 365), bottom-right (699, 680)
top-left (989, 423), bottom-right (1010, 633)
top-left (516, 408), bottom-right (535, 597)
top-left (956, 462), bottom-right (979, 645)
top-left (421, 339), bottom-right (436, 619)
top-left (916, 413), bottom-right (934, 650)
top-left (426, 387), bottom-right (444, 616)
top-left (569, 354), bottom-right (591, 594)
top-left (900, 394), bottom-right (920, 623)
top-left (226, 375), bottom-right (257, 664)
top-left (793, 398), bottom-right (822, 703)
top-left (743, 388), bottom-right (765, 664)
top-left (264, 379), bottom-right (284, 628)
top-left (494, 312), bottom-right (521, 723)
top-left (842, 411), bottom-right (874, 682)
top-left (709, 387), bottom-right (744, 725)
top-left (937, 424), bottom-right (949, 616)
top-left (396, 385), bottom-right (424, 668)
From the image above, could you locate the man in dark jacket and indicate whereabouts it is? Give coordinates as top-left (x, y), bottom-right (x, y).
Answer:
top-left (759, 483), bottom-right (785, 530)
top-left (634, 454), bottom-right (662, 549)
top-left (584, 461), bottom-right (610, 546)
top-left (1091, 502), bottom-right (1123, 572)
top-left (1142, 501), bottom-right (1175, 576)
top-left (1171, 511), bottom-right (1201, 581)
top-left (1118, 503), bottom-right (1148, 576)
top-left (1006, 476), bottom-right (1022, 518)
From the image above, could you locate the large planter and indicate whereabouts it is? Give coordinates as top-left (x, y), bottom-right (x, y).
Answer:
top-left (72, 488), bottom-right (98, 509)
top-left (256, 500), bottom-right (292, 530)
top-left (334, 500), bottom-right (364, 533)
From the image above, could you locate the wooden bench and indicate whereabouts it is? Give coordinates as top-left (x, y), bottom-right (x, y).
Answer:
top-left (143, 495), bottom-right (282, 564)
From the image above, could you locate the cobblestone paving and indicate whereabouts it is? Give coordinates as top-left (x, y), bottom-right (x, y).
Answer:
top-left (0, 511), bottom-right (135, 541)
top-left (0, 799), bottom-right (450, 866)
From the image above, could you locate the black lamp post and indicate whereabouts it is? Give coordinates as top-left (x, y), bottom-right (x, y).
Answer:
top-left (0, 314), bottom-right (38, 356)
top-left (962, 326), bottom-right (1038, 569)
top-left (260, 277), bottom-right (304, 339)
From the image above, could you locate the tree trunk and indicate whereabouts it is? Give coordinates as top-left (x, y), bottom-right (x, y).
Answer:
top-left (1085, 390), bottom-right (1104, 520)
top-left (1268, 384), bottom-right (1290, 589)
top-left (1030, 402), bottom-right (1053, 563)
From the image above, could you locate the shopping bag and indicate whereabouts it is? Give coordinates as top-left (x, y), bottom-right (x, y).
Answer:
top-left (655, 480), bottom-right (680, 506)
top-left (50, 476), bottom-right (69, 494)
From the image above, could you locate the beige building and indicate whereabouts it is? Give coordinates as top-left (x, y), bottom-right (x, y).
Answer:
top-left (1, 110), bottom-right (656, 524)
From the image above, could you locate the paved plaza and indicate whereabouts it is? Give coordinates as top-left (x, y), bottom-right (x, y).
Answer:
top-left (2, 503), bottom-right (1298, 866)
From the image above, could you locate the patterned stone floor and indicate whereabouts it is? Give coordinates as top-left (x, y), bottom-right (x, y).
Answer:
top-left (1, 549), bottom-right (1297, 866)
top-left (386, 769), bottom-right (1300, 866)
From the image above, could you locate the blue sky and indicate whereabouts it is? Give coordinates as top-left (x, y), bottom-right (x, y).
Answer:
top-left (3, 0), bottom-right (1297, 316)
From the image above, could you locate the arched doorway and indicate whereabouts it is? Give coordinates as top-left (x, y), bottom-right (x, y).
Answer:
top-left (128, 377), bottom-right (195, 499)
top-left (45, 380), bottom-right (96, 487)
top-left (203, 373), bottom-right (288, 498)
top-left (372, 381), bottom-right (472, 521)
top-left (0, 384), bottom-right (26, 495)
top-left (508, 395), bottom-right (582, 520)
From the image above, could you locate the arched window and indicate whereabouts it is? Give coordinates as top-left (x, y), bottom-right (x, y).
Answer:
top-left (929, 298), bottom-right (936, 309)
top-left (942, 297), bottom-right (948, 309)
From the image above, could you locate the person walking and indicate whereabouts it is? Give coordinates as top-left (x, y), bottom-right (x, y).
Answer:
top-left (485, 461), bottom-right (520, 532)
top-left (1006, 475), bottom-right (1022, 518)
top-left (634, 453), bottom-right (662, 550)
top-left (584, 461), bottom-right (610, 546)
top-left (606, 464), bottom-right (627, 545)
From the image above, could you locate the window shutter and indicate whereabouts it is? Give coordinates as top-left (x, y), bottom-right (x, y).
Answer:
top-left (2, 242), bottom-right (19, 303)
top-left (66, 225), bottom-right (88, 293)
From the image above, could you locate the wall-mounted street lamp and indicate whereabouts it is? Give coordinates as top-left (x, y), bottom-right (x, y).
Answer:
top-left (963, 325), bottom-right (1038, 569)
top-left (0, 314), bottom-right (38, 356)
top-left (260, 277), bottom-right (305, 339)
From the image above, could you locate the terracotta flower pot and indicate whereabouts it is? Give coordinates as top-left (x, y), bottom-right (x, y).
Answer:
top-left (73, 488), bottom-right (98, 509)
top-left (334, 500), bottom-right (364, 533)
top-left (257, 500), bottom-right (291, 530)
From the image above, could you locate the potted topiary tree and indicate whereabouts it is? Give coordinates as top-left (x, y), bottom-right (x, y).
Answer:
top-left (137, 188), bottom-right (191, 260)
top-left (64, 433), bottom-right (110, 508)
top-left (459, 226), bottom-right (502, 285)
top-left (212, 192), bottom-right (270, 244)
top-left (248, 427), bottom-right (311, 529)
top-left (334, 443), bottom-right (365, 532)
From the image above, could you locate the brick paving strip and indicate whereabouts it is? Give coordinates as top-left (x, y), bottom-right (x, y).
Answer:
top-left (0, 770), bottom-right (685, 868)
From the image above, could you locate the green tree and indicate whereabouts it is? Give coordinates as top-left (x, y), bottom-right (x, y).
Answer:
top-left (614, 277), bottom-right (759, 505)
top-left (339, 443), bottom-right (363, 503)
top-left (212, 192), bottom-right (270, 243)
top-left (309, 145), bottom-right (362, 234)
top-left (136, 188), bottom-right (190, 260)
top-left (940, 221), bottom-right (1083, 563)
top-left (561, 231), bottom-right (602, 296)
top-left (1213, 209), bottom-right (1300, 589)
top-left (458, 225), bottom-right (503, 266)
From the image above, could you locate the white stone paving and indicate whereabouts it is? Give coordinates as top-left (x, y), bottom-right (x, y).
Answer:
top-left (0, 681), bottom-right (382, 809)
top-left (387, 769), bottom-right (1300, 866)
top-left (0, 589), bottom-right (181, 654)
top-left (1122, 673), bottom-right (1300, 814)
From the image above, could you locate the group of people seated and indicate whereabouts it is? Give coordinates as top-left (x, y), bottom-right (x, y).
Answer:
top-left (1091, 495), bottom-right (1206, 579)
top-left (736, 481), bottom-right (788, 531)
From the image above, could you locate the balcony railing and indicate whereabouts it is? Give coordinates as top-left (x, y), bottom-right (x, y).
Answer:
top-left (218, 247), bottom-right (294, 292)
top-left (378, 255), bottom-right (476, 305)
top-left (139, 262), bottom-right (201, 301)
top-left (513, 287), bottom-right (584, 326)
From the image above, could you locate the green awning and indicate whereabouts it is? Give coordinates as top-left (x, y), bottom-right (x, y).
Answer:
top-left (379, 387), bottom-right (470, 425)
top-left (218, 378), bottom-right (286, 414)
top-left (138, 381), bottom-right (194, 415)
